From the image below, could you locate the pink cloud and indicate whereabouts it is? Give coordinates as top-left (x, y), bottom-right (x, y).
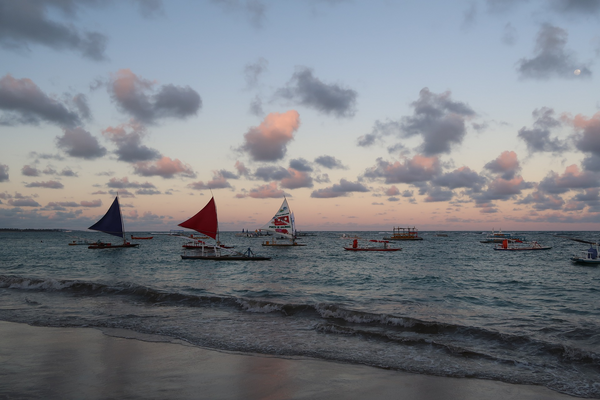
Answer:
top-left (241, 110), bottom-right (300, 161)
top-left (484, 151), bottom-right (520, 179)
top-left (188, 175), bottom-right (232, 190)
top-left (384, 185), bottom-right (400, 196)
top-left (239, 182), bottom-right (285, 199)
top-left (133, 156), bottom-right (195, 178)
top-left (280, 169), bottom-right (313, 189)
top-left (25, 180), bottom-right (64, 189)
top-left (364, 155), bottom-right (441, 184)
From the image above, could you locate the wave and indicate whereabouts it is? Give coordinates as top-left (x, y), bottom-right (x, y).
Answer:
top-left (2, 274), bottom-right (599, 370)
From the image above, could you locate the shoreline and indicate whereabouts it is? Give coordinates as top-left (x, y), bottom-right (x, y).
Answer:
top-left (0, 321), bottom-right (580, 400)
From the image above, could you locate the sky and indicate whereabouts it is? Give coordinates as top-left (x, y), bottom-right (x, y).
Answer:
top-left (1, 0), bottom-right (600, 232)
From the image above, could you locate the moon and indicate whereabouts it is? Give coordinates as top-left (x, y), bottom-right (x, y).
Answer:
top-left (574, 69), bottom-right (581, 75)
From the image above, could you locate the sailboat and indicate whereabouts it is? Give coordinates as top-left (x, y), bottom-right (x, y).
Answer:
top-left (178, 196), bottom-right (270, 260)
top-left (261, 198), bottom-right (306, 247)
top-left (88, 196), bottom-right (139, 249)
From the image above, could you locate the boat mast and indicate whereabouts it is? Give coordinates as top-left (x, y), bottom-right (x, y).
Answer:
top-left (118, 191), bottom-right (125, 243)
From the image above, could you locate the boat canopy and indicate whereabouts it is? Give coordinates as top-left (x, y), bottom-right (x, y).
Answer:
top-left (178, 197), bottom-right (218, 239)
top-left (89, 196), bottom-right (124, 238)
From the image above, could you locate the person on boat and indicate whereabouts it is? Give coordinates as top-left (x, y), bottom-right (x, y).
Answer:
top-left (353, 239), bottom-right (358, 249)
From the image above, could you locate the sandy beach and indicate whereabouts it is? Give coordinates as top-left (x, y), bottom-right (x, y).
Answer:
top-left (0, 321), bottom-right (580, 400)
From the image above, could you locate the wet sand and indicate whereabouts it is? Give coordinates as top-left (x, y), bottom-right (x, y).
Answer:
top-left (0, 321), bottom-right (579, 400)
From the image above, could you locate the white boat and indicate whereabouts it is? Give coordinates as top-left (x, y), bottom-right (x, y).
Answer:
top-left (493, 240), bottom-right (551, 251)
top-left (261, 198), bottom-right (306, 247)
top-left (571, 243), bottom-right (600, 265)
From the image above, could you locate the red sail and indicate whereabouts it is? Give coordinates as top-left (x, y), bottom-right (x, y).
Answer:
top-left (178, 197), bottom-right (218, 239)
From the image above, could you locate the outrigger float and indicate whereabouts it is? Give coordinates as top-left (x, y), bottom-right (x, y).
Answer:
top-left (493, 240), bottom-right (551, 251)
top-left (344, 239), bottom-right (401, 252)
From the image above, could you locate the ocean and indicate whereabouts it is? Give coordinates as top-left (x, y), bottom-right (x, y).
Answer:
top-left (1, 230), bottom-right (599, 398)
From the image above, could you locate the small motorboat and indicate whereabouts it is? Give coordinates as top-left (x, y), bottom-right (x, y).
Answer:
top-left (571, 244), bottom-right (600, 265)
top-left (493, 240), bottom-right (551, 251)
top-left (344, 239), bottom-right (401, 252)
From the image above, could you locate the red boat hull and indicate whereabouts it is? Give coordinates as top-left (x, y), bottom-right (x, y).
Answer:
top-left (88, 243), bottom-right (140, 249)
top-left (344, 247), bottom-right (401, 252)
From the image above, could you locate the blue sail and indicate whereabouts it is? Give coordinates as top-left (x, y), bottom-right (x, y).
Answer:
top-left (89, 196), bottom-right (124, 238)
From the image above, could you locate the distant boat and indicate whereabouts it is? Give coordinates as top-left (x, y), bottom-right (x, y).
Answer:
top-left (480, 229), bottom-right (525, 243)
top-left (131, 235), bottom-right (153, 240)
top-left (178, 196), bottom-right (270, 261)
top-left (383, 227), bottom-right (423, 241)
top-left (344, 239), bottom-right (401, 252)
top-left (88, 196), bottom-right (139, 249)
top-left (340, 233), bottom-right (361, 239)
top-left (493, 240), bottom-right (551, 251)
top-left (571, 243), bottom-right (600, 265)
top-left (68, 239), bottom-right (93, 246)
top-left (434, 231), bottom-right (448, 237)
top-left (261, 198), bottom-right (306, 247)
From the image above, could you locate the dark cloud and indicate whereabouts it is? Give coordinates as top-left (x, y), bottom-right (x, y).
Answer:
top-left (310, 179), bottom-right (369, 198)
top-left (21, 165), bottom-right (40, 177)
top-left (423, 185), bottom-right (454, 203)
top-left (240, 111), bottom-right (300, 162)
top-left (108, 189), bottom-right (135, 198)
top-left (433, 166), bottom-right (487, 191)
top-left (132, 157), bottom-right (195, 179)
top-left (72, 93), bottom-right (91, 120)
top-left (572, 112), bottom-right (600, 158)
top-left (211, 0), bottom-right (266, 29)
top-left (108, 69), bottom-right (201, 124)
top-left (136, 188), bottom-right (162, 195)
top-left (518, 107), bottom-right (568, 154)
top-left (314, 155), bottom-right (347, 169)
top-left (472, 176), bottom-right (533, 203)
top-left (582, 155), bottom-right (600, 172)
top-left (538, 165), bottom-right (600, 194)
top-left (289, 158), bottom-right (313, 172)
top-left (516, 190), bottom-right (565, 211)
top-left (102, 122), bottom-right (160, 162)
top-left (107, 177), bottom-right (156, 189)
top-left (8, 198), bottom-right (40, 207)
top-left (56, 127), bottom-right (107, 159)
top-left (517, 24), bottom-right (591, 80)
top-left (29, 152), bottom-right (64, 161)
top-left (0, 164), bottom-right (8, 181)
top-left (548, 0), bottom-right (600, 15)
top-left (254, 166), bottom-right (291, 181)
top-left (57, 167), bottom-right (78, 177)
top-left (25, 180), bottom-right (64, 189)
top-left (484, 151), bottom-right (520, 180)
top-left (275, 67), bottom-right (357, 118)
top-left (244, 57), bottom-right (268, 88)
top-left (0, 0), bottom-right (108, 61)
top-left (364, 155), bottom-right (441, 184)
top-left (0, 74), bottom-right (81, 127)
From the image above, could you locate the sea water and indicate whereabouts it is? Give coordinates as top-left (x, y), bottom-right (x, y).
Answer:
top-left (0, 231), bottom-right (599, 398)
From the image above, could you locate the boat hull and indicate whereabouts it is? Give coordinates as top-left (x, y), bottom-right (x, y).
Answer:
top-left (344, 247), bottom-right (401, 252)
top-left (570, 257), bottom-right (600, 264)
top-left (262, 243), bottom-right (307, 247)
top-left (383, 237), bottom-right (423, 241)
top-left (88, 243), bottom-right (140, 249)
top-left (493, 246), bottom-right (551, 251)
top-left (131, 236), bottom-right (153, 240)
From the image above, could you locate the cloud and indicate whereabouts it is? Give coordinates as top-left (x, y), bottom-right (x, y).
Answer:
top-left (8, 198), bottom-right (40, 207)
top-left (538, 165), bottom-right (600, 194)
top-left (108, 189), bottom-right (135, 198)
top-left (484, 151), bottom-right (520, 180)
top-left (517, 107), bottom-right (568, 154)
top-left (238, 182), bottom-right (285, 198)
top-left (423, 185), bottom-right (454, 202)
top-left (29, 152), bottom-right (64, 161)
top-left (0, 74), bottom-right (81, 127)
top-left (136, 188), bottom-right (162, 195)
top-left (547, 0), bottom-right (600, 16)
top-left (132, 0), bottom-right (165, 18)
top-left (516, 190), bottom-right (565, 211)
top-left (234, 161), bottom-right (250, 177)
top-left (289, 158), bottom-right (313, 172)
top-left (211, 0), bottom-right (266, 29)
top-left (384, 186), bottom-right (400, 196)
top-left (280, 169), bottom-right (313, 189)
top-left (0, 1), bottom-right (108, 60)
top-left (21, 165), bottom-right (40, 177)
top-left (249, 95), bottom-right (264, 116)
top-left (133, 156), bottom-right (195, 178)
top-left (314, 155), bottom-right (346, 169)
top-left (517, 24), bottom-right (591, 80)
top-left (188, 174), bottom-right (232, 190)
top-left (401, 88), bottom-right (476, 155)
top-left (310, 179), bottom-right (369, 198)
top-left (0, 164), bottom-right (8, 181)
top-left (254, 166), bottom-right (290, 181)
top-left (80, 199), bottom-right (103, 207)
top-left (364, 155), bottom-right (441, 184)
top-left (357, 120), bottom-right (402, 148)
top-left (108, 69), bottom-right (202, 123)
top-left (433, 166), bottom-right (487, 191)
top-left (571, 111), bottom-right (600, 157)
top-left (102, 121), bottom-right (161, 162)
top-left (57, 167), bottom-right (78, 177)
top-left (244, 57), bottom-right (268, 88)
top-left (72, 93), bottom-right (91, 121)
top-left (106, 177), bottom-right (156, 189)
top-left (275, 67), bottom-right (357, 118)
top-left (56, 127), bottom-right (107, 159)
top-left (472, 175), bottom-right (533, 203)
top-left (24, 180), bottom-right (64, 189)
top-left (240, 110), bottom-right (300, 161)
top-left (45, 200), bottom-right (103, 209)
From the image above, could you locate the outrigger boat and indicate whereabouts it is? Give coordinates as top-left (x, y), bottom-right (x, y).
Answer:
top-left (344, 239), bottom-right (401, 252)
top-left (571, 243), bottom-right (600, 265)
top-left (179, 196), bottom-right (270, 261)
top-left (88, 195), bottom-right (139, 249)
top-left (383, 227), bottom-right (423, 241)
top-left (493, 240), bottom-right (551, 251)
top-left (261, 198), bottom-right (306, 247)
top-left (480, 229), bottom-right (525, 244)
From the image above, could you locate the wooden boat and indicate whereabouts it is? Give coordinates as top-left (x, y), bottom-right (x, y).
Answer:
top-left (88, 195), bottom-right (139, 249)
top-left (383, 227), bottom-right (423, 241)
top-left (493, 240), bottom-right (551, 251)
top-left (131, 235), bottom-right (153, 240)
top-left (571, 244), bottom-right (600, 264)
top-left (261, 198), bottom-right (305, 247)
top-left (344, 239), bottom-right (401, 252)
top-left (178, 196), bottom-right (269, 261)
